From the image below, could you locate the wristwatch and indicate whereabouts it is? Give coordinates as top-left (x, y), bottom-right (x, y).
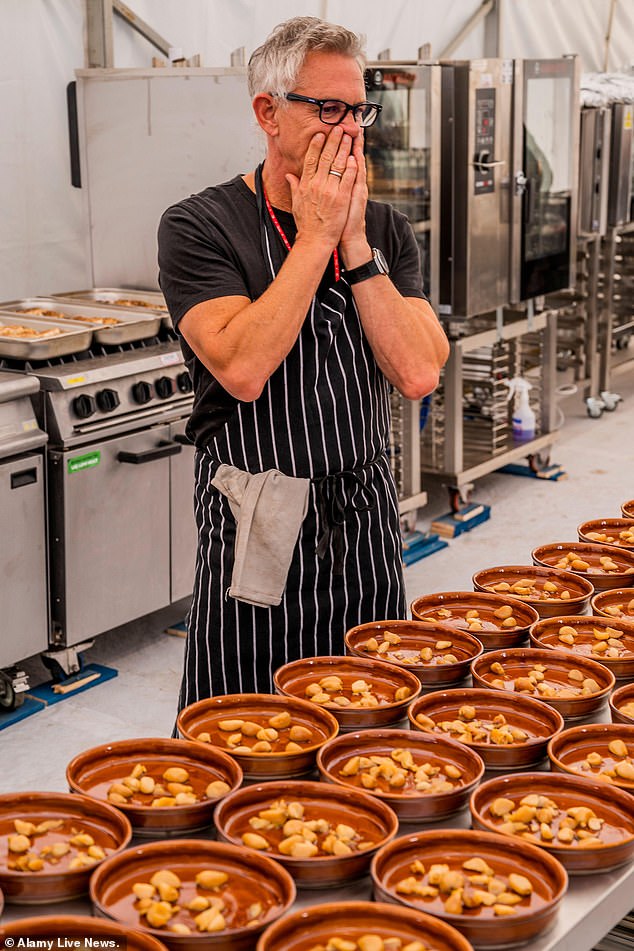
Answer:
top-left (344, 247), bottom-right (389, 285)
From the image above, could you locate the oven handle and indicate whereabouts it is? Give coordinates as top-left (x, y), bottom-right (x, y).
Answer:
top-left (117, 440), bottom-right (182, 464)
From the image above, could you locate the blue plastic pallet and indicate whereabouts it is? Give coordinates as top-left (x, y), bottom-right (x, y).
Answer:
top-left (0, 695), bottom-right (47, 731)
top-left (402, 530), bottom-right (449, 565)
top-left (29, 662), bottom-right (118, 706)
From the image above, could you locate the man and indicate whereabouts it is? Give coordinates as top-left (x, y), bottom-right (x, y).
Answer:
top-left (158, 16), bottom-right (449, 710)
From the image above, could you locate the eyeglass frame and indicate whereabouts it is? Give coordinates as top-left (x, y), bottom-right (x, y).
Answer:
top-left (276, 92), bottom-right (382, 128)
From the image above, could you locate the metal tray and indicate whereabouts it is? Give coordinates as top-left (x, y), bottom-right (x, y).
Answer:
top-left (0, 314), bottom-right (93, 360)
top-left (0, 298), bottom-right (162, 344)
top-left (52, 288), bottom-right (172, 329)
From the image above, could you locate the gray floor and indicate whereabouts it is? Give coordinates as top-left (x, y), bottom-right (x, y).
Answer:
top-left (1, 373), bottom-right (633, 796)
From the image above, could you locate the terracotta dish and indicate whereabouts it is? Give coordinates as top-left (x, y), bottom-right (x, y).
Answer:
top-left (0, 791), bottom-right (131, 904)
top-left (548, 723), bottom-right (634, 793)
top-left (371, 827), bottom-right (567, 949)
top-left (344, 619), bottom-right (483, 687)
top-left (610, 682), bottom-right (634, 725)
top-left (0, 916), bottom-right (168, 951)
top-left (411, 590), bottom-right (538, 650)
top-left (578, 518), bottom-right (634, 551)
top-left (470, 647), bottom-right (614, 720)
top-left (255, 900), bottom-right (475, 951)
top-left (90, 838), bottom-right (295, 951)
top-left (316, 728), bottom-right (484, 822)
top-left (529, 614), bottom-right (634, 681)
top-left (213, 778), bottom-right (398, 888)
top-left (66, 737), bottom-right (243, 835)
top-left (622, 500), bottom-right (634, 519)
top-left (176, 693), bottom-right (338, 780)
top-left (408, 687), bottom-right (564, 770)
top-left (273, 656), bottom-right (421, 731)
top-left (470, 771), bottom-right (634, 873)
top-left (531, 542), bottom-right (634, 592)
top-left (472, 565), bottom-right (593, 618)
top-left (591, 587), bottom-right (634, 621)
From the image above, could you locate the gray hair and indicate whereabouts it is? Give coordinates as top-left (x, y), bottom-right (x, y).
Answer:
top-left (247, 16), bottom-right (366, 98)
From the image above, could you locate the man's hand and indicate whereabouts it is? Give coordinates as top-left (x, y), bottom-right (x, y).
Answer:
top-left (340, 130), bottom-right (369, 261)
top-left (285, 126), bottom-right (356, 248)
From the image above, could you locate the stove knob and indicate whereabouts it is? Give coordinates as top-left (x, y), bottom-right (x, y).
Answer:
top-left (96, 388), bottom-right (120, 413)
top-left (72, 394), bottom-right (96, 419)
top-left (155, 375), bottom-right (176, 399)
top-left (131, 381), bottom-right (153, 405)
top-left (177, 371), bottom-right (193, 394)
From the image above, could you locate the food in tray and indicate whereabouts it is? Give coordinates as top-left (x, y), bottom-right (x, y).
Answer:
top-left (485, 792), bottom-right (627, 848)
top-left (561, 737), bottom-right (634, 784)
top-left (195, 710), bottom-right (320, 754)
top-left (585, 529), bottom-right (634, 547)
top-left (415, 708), bottom-right (529, 747)
top-left (305, 937), bottom-right (432, 951)
top-left (6, 817), bottom-right (113, 872)
top-left (393, 856), bottom-right (538, 918)
top-left (359, 630), bottom-right (461, 666)
top-left (239, 797), bottom-right (378, 858)
top-left (130, 866), bottom-right (270, 933)
top-left (600, 597), bottom-right (634, 618)
top-left (618, 701), bottom-right (634, 719)
top-left (304, 674), bottom-right (413, 708)
top-left (106, 762), bottom-right (230, 807)
top-left (553, 549), bottom-right (633, 575)
top-left (103, 298), bottom-right (168, 311)
top-left (547, 622), bottom-right (633, 659)
top-left (481, 659), bottom-right (602, 698)
top-left (423, 604), bottom-right (521, 633)
top-left (335, 747), bottom-right (464, 795)
top-left (0, 324), bottom-right (64, 338)
top-left (482, 576), bottom-right (574, 601)
top-left (23, 306), bottom-right (121, 326)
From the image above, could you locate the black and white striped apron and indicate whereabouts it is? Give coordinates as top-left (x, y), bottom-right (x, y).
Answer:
top-left (176, 165), bottom-right (405, 710)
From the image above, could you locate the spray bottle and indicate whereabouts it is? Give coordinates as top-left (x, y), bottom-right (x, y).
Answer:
top-left (505, 376), bottom-right (536, 442)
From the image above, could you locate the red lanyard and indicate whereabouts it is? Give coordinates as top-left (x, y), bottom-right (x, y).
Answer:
top-left (263, 189), bottom-right (340, 282)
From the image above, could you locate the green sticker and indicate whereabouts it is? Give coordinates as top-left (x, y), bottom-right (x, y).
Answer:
top-left (68, 450), bottom-right (101, 473)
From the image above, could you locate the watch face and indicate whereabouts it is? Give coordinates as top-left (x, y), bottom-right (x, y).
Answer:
top-left (374, 248), bottom-right (389, 273)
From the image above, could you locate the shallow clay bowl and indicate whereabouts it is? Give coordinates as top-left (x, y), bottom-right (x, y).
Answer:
top-left (592, 587), bottom-right (634, 621)
top-left (470, 647), bottom-right (614, 721)
top-left (255, 900), bottom-right (475, 951)
top-left (214, 778), bottom-right (398, 888)
top-left (371, 827), bottom-right (567, 948)
top-left (90, 838), bottom-right (295, 951)
top-left (66, 737), bottom-right (243, 836)
top-left (273, 656), bottom-right (421, 732)
top-left (548, 723), bottom-right (634, 794)
top-left (529, 614), bottom-right (634, 681)
top-left (411, 590), bottom-right (539, 650)
top-left (531, 542), bottom-right (634, 592)
top-left (177, 693), bottom-right (338, 780)
top-left (316, 728), bottom-right (484, 822)
top-left (610, 682), bottom-right (634, 725)
top-left (470, 771), bottom-right (634, 874)
top-left (408, 687), bottom-right (564, 770)
top-left (344, 619), bottom-right (483, 687)
top-left (578, 518), bottom-right (634, 551)
top-left (622, 499), bottom-right (634, 519)
top-left (0, 791), bottom-right (131, 904)
top-left (472, 565), bottom-right (593, 618)
top-left (0, 916), bottom-right (168, 951)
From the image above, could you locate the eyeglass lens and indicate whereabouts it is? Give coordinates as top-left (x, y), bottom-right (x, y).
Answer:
top-left (320, 100), bottom-right (379, 127)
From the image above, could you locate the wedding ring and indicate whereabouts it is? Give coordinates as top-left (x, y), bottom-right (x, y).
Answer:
top-left (329, 169), bottom-right (343, 178)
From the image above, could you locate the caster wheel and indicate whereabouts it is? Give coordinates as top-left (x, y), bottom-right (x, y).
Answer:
top-left (0, 671), bottom-right (23, 711)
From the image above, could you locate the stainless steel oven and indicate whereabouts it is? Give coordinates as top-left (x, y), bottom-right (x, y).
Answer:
top-left (0, 372), bottom-right (48, 705)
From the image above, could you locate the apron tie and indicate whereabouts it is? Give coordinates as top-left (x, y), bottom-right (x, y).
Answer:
top-left (314, 464), bottom-right (377, 575)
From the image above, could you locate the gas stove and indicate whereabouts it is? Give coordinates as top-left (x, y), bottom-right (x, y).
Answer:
top-left (27, 340), bottom-right (193, 448)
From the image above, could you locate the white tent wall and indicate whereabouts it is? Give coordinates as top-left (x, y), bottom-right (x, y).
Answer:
top-left (1, 0), bottom-right (632, 300)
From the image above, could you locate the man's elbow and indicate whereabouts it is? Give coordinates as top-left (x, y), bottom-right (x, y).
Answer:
top-left (398, 367), bottom-right (442, 401)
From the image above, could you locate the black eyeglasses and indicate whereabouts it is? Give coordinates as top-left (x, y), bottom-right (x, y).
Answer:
top-left (281, 92), bottom-right (382, 128)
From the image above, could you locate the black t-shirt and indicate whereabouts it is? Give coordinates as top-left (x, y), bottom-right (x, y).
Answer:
top-left (158, 175), bottom-right (426, 448)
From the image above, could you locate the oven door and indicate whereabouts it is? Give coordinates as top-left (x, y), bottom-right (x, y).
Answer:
top-left (0, 452), bottom-right (48, 665)
top-left (48, 425), bottom-right (179, 645)
top-left (169, 420), bottom-right (196, 603)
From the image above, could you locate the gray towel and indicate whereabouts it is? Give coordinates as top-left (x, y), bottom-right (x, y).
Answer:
top-left (211, 464), bottom-right (310, 608)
